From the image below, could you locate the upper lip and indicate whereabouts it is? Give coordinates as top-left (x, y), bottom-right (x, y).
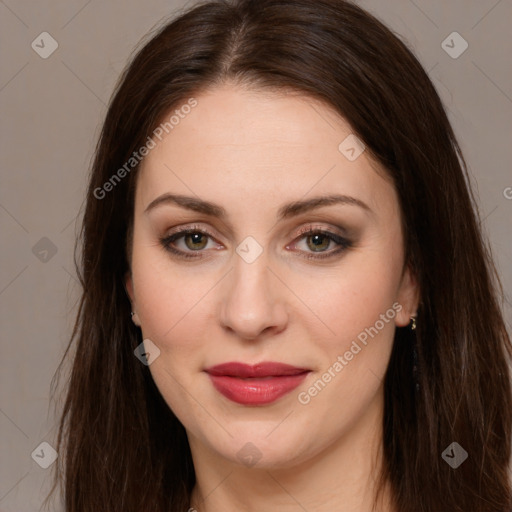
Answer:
top-left (204, 362), bottom-right (310, 378)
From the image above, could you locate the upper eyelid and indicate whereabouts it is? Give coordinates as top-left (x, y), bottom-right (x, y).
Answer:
top-left (164, 223), bottom-right (346, 241)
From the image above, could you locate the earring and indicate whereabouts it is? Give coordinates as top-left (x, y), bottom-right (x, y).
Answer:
top-left (410, 315), bottom-right (417, 330)
top-left (130, 311), bottom-right (141, 327)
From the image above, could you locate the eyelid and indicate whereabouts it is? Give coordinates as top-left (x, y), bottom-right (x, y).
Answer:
top-left (286, 224), bottom-right (352, 259)
top-left (164, 223), bottom-right (218, 240)
top-left (162, 224), bottom-right (222, 253)
top-left (293, 223), bottom-right (348, 238)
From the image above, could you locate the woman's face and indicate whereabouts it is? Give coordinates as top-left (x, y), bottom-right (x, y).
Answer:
top-left (126, 83), bottom-right (418, 470)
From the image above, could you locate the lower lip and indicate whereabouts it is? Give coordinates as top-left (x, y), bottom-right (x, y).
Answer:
top-left (207, 372), bottom-right (310, 405)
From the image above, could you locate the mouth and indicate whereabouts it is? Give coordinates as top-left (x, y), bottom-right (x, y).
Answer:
top-left (204, 362), bottom-right (311, 405)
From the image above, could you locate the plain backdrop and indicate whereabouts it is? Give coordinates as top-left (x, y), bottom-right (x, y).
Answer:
top-left (1, 0), bottom-right (511, 510)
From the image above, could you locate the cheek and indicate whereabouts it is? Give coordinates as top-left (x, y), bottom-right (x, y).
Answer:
top-left (295, 254), bottom-right (400, 340)
top-left (131, 253), bottom-right (212, 420)
top-left (292, 265), bottom-right (399, 430)
top-left (291, 253), bottom-right (401, 392)
top-left (131, 242), bottom-right (208, 351)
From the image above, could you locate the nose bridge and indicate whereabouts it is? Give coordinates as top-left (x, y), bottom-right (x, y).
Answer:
top-left (220, 242), bottom-right (288, 339)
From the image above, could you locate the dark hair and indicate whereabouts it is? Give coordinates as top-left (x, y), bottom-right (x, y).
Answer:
top-left (47, 0), bottom-right (512, 510)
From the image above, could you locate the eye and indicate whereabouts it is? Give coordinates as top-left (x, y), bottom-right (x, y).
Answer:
top-left (288, 225), bottom-right (352, 260)
top-left (159, 226), bottom-right (221, 259)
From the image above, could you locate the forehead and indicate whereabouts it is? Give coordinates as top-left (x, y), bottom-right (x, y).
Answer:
top-left (136, 83), bottom-right (398, 221)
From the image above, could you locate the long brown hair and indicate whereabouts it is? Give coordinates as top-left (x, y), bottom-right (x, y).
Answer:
top-left (46, 0), bottom-right (512, 510)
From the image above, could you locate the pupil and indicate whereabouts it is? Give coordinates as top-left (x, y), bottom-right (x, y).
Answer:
top-left (186, 233), bottom-right (206, 250)
top-left (308, 234), bottom-right (328, 251)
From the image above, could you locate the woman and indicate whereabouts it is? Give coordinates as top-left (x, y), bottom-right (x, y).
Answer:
top-left (47, 0), bottom-right (512, 510)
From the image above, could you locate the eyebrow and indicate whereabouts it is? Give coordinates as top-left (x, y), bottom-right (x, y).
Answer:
top-left (144, 193), bottom-right (373, 220)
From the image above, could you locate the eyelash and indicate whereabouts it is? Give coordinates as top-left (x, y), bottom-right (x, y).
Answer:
top-left (159, 224), bottom-right (352, 261)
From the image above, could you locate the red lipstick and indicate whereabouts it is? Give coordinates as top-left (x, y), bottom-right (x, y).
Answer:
top-left (204, 362), bottom-right (311, 405)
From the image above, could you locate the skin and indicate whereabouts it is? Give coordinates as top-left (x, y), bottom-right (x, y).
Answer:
top-left (125, 83), bottom-right (419, 512)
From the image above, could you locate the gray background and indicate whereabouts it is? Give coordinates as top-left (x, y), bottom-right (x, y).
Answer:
top-left (1, 0), bottom-right (511, 510)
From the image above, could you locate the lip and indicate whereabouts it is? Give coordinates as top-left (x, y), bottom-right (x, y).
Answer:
top-left (204, 362), bottom-right (311, 405)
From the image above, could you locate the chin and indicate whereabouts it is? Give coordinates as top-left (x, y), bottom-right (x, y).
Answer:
top-left (208, 428), bottom-right (312, 470)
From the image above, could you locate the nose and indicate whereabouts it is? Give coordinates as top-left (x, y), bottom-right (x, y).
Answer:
top-left (219, 251), bottom-right (289, 341)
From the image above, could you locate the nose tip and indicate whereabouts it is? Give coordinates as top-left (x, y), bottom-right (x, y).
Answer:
top-left (219, 261), bottom-right (288, 341)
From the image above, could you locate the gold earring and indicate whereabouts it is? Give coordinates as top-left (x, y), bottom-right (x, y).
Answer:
top-left (410, 316), bottom-right (417, 330)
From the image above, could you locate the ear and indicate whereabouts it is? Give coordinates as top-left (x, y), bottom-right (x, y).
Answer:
top-left (125, 271), bottom-right (141, 327)
top-left (394, 264), bottom-right (420, 327)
